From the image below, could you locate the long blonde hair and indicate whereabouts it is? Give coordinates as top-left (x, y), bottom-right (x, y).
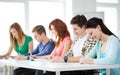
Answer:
top-left (9, 22), bottom-right (26, 49)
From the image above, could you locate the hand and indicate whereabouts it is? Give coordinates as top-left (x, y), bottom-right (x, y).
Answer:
top-left (31, 55), bottom-right (38, 59)
top-left (79, 57), bottom-right (94, 64)
top-left (49, 56), bottom-right (63, 62)
top-left (0, 54), bottom-right (8, 59)
top-left (14, 54), bottom-right (26, 60)
top-left (0, 55), bottom-right (9, 59)
top-left (31, 55), bottom-right (51, 59)
top-left (0, 55), bottom-right (3, 59)
top-left (14, 54), bottom-right (21, 60)
top-left (9, 56), bottom-right (15, 59)
top-left (32, 55), bottom-right (48, 59)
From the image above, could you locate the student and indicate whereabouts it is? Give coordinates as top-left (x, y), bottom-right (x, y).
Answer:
top-left (34, 19), bottom-right (72, 75)
top-left (0, 22), bottom-right (33, 58)
top-left (47, 15), bottom-right (97, 75)
top-left (0, 22), bottom-right (33, 75)
top-left (49, 15), bottom-right (96, 62)
top-left (13, 25), bottom-right (55, 75)
top-left (79, 17), bottom-right (120, 75)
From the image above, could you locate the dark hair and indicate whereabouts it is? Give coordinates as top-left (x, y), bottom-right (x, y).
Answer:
top-left (49, 18), bottom-right (70, 47)
top-left (70, 15), bottom-right (87, 28)
top-left (85, 17), bottom-right (115, 36)
top-left (32, 25), bottom-right (46, 35)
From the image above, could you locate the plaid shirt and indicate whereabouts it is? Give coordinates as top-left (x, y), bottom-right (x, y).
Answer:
top-left (65, 37), bottom-right (96, 57)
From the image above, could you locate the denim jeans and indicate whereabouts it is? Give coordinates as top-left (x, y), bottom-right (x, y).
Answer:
top-left (35, 70), bottom-right (43, 75)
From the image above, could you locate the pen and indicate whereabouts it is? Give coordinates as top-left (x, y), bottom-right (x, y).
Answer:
top-left (30, 52), bottom-right (34, 61)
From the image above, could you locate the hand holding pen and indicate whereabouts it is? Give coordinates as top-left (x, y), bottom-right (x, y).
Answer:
top-left (29, 52), bottom-right (34, 61)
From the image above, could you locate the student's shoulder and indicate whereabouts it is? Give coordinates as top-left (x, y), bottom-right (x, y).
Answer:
top-left (109, 35), bottom-right (119, 44)
top-left (26, 35), bottom-right (32, 38)
top-left (26, 35), bottom-right (33, 40)
top-left (63, 36), bottom-right (72, 41)
top-left (46, 41), bottom-right (55, 48)
top-left (48, 39), bottom-right (55, 45)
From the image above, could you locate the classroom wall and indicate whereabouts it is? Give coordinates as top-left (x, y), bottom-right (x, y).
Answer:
top-left (72, 0), bottom-right (120, 38)
top-left (72, 0), bottom-right (96, 15)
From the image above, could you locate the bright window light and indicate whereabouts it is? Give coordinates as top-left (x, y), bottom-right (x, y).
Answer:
top-left (96, 0), bottom-right (119, 3)
top-left (97, 7), bottom-right (118, 35)
top-left (0, 2), bottom-right (25, 54)
top-left (29, 1), bottom-right (64, 46)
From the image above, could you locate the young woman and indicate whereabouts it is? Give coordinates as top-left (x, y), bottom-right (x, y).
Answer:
top-left (13, 25), bottom-right (55, 75)
top-left (79, 17), bottom-right (120, 75)
top-left (49, 15), bottom-right (96, 62)
top-left (47, 15), bottom-right (97, 75)
top-left (0, 22), bottom-right (33, 58)
top-left (0, 22), bottom-right (33, 75)
top-left (34, 19), bottom-right (72, 75)
top-left (48, 18), bottom-right (72, 57)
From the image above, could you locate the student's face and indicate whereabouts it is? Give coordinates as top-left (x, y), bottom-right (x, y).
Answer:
top-left (72, 24), bottom-right (85, 37)
top-left (33, 32), bottom-right (43, 42)
top-left (50, 25), bottom-right (58, 36)
top-left (86, 26), bottom-right (101, 41)
top-left (10, 28), bottom-right (18, 39)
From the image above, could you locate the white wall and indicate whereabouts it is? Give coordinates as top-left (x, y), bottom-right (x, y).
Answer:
top-left (72, 0), bottom-right (120, 38)
top-left (72, 0), bottom-right (96, 15)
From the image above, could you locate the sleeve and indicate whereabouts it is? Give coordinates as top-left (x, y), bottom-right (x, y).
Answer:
top-left (94, 39), bottom-right (120, 65)
top-left (35, 42), bottom-right (55, 56)
top-left (25, 45), bottom-right (39, 56)
top-left (31, 46), bottom-right (39, 55)
top-left (85, 42), bottom-right (98, 58)
top-left (82, 38), bottom-right (96, 56)
top-left (27, 36), bottom-right (33, 42)
top-left (66, 49), bottom-right (73, 57)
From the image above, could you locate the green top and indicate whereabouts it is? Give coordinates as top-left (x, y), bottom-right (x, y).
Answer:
top-left (16, 36), bottom-right (33, 55)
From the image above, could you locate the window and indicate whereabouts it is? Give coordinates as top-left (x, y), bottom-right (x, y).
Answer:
top-left (0, 2), bottom-right (25, 54)
top-left (96, 0), bottom-right (120, 37)
top-left (29, 1), bottom-right (65, 46)
top-left (29, 1), bottom-right (64, 36)
top-left (97, 0), bottom-right (119, 3)
top-left (97, 7), bottom-right (118, 35)
top-left (0, 0), bottom-right (72, 54)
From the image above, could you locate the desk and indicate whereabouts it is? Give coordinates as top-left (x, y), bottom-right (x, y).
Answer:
top-left (0, 59), bottom-right (120, 75)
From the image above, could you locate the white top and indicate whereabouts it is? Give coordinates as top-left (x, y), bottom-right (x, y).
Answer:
top-left (72, 34), bottom-right (89, 57)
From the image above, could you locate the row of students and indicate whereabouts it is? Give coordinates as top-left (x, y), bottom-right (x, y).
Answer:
top-left (14, 18), bottom-right (72, 75)
top-left (35, 15), bottom-right (97, 75)
top-left (13, 25), bottom-right (56, 75)
top-left (33, 15), bottom-right (120, 75)
top-left (0, 14), bottom-right (120, 75)
top-left (15, 15), bottom-right (94, 75)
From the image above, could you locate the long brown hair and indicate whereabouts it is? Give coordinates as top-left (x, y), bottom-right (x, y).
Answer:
top-left (49, 19), bottom-right (70, 47)
top-left (9, 22), bottom-right (26, 49)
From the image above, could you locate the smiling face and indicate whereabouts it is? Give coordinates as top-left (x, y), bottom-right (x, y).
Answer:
top-left (86, 25), bottom-right (102, 41)
top-left (72, 24), bottom-right (85, 37)
top-left (50, 25), bottom-right (58, 36)
top-left (10, 28), bottom-right (18, 39)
